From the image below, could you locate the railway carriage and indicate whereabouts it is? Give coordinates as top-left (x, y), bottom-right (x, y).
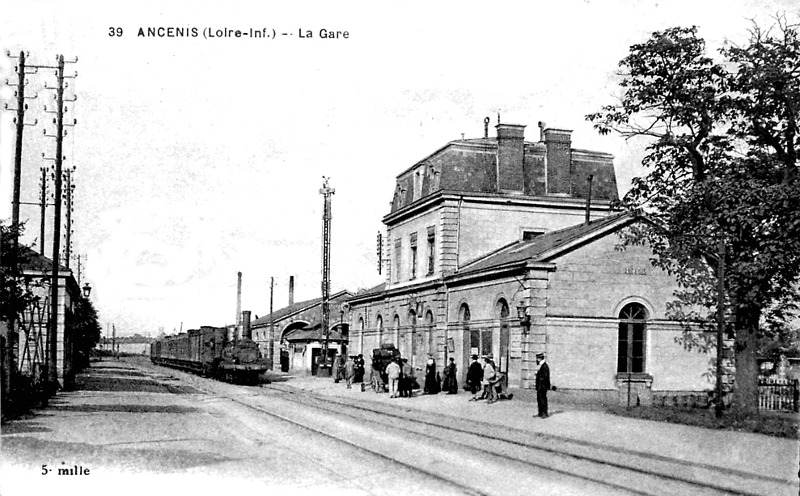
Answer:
top-left (150, 324), bottom-right (268, 384)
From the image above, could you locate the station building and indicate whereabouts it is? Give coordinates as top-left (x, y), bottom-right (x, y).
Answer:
top-left (346, 121), bottom-right (715, 405)
top-left (12, 250), bottom-right (82, 390)
top-left (251, 289), bottom-right (352, 376)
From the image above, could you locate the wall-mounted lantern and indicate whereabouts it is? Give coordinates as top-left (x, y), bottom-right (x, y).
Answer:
top-left (516, 303), bottom-right (531, 333)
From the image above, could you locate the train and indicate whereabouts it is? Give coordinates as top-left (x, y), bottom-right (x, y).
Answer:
top-left (150, 318), bottom-right (269, 384)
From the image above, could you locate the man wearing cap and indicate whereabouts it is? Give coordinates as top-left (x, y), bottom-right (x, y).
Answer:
top-left (466, 354), bottom-right (483, 398)
top-left (535, 352), bottom-right (551, 417)
top-left (344, 355), bottom-right (356, 389)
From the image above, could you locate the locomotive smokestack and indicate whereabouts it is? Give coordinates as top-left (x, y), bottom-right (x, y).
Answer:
top-left (236, 271), bottom-right (242, 326)
top-left (289, 275), bottom-right (295, 306)
top-left (242, 310), bottom-right (252, 340)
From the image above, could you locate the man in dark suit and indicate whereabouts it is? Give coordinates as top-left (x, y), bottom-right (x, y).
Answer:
top-left (535, 352), bottom-right (551, 418)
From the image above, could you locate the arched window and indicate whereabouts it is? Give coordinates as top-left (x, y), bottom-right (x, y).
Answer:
top-left (393, 314), bottom-right (401, 346)
top-left (358, 317), bottom-right (365, 356)
top-left (461, 302), bottom-right (485, 359)
top-left (459, 303), bottom-right (471, 324)
top-left (618, 303), bottom-right (647, 374)
top-left (496, 299), bottom-right (510, 373)
top-left (402, 310), bottom-right (416, 360)
top-left (376, 314), bottom-right (383, 344)
top-left (425, 310), bottom-right (435, 356)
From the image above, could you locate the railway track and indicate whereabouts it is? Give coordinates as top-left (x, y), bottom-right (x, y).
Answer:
top-left (138, 360), bottom-right (792, 496)
top-left (251, 385), bottom-right (787, 496)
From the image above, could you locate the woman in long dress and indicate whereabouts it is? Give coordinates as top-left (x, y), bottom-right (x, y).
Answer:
top-left (424, 356), bottom-right (440, 394)
top-left (443, 357), bottom-right (458, 394)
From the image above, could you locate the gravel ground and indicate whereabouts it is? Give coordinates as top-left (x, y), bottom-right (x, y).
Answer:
top-left (2, 357), bottom-right (798, 496)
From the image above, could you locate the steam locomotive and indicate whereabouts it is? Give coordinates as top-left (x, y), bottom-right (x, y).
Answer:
top-left (150, 318), bottom-right (269, 385)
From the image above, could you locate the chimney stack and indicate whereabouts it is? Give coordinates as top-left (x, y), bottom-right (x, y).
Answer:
top-left (543, 128), bottom-right (572, 195)
top-left (537, 121), bottom-right (546, 142)
top-left (289, 275), bottom-right (295, 305)
top-left (495, 123), bottom-right (526, 193)
top-left (236, 271), bottom-right (243, 326)
top-left (242, 310), bottom-right (252, 340)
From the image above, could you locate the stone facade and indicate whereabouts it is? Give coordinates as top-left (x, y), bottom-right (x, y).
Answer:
top-left (348, 121), bottom-right (715, 405)
top-left (251, 290), bottom-right (352, 374)
top-left (16, 255), bottom-right (81, 390)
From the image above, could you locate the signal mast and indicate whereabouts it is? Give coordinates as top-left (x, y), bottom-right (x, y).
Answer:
top-left (319, 177), bottom-right (334, 373)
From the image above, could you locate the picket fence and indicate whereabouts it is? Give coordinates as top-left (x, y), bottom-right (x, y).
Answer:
top-left (759, 376), bottom-right (798, 412)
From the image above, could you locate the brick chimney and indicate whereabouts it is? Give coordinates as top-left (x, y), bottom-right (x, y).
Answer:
top-left (242, 310), bottom-right (252, 340)
top-left (543, 128), bottom-right (572, 195)
top-left (289, 275), bottom-right (295, 305)
top-left (236, 271), bottom-right (243, 326)
top-left (495, 123), bottom-right (526, 193)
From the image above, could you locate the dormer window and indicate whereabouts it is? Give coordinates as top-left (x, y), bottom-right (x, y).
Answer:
top-left (522, 229), bottom-right (545, 241)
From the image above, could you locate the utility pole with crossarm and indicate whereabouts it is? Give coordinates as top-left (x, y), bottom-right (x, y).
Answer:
top-left (320, 177), bottom-right (334, 375)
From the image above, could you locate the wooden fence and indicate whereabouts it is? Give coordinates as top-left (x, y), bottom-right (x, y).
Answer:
top-left (759, 376), bottom-right (798, 412)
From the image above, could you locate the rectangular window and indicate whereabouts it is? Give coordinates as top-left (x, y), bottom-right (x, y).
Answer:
top-left (394, 239), bottom-right (402, 282)
top-left (631, 323), bottom-right (645, 373)
top-left (618, 322), bottom-right (646, 373)
top-left (617, 326), bottom-right (628, 373)
top-left (426, 226), bottom-right (435, 275)
top-left (410, 233), bottom-right (418, 279)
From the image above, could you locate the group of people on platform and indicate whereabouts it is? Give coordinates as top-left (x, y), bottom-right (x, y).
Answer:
top-left (334, 353), bottom-right (366, 389)
top-left (331, 350), bottom-right (553, 417)
top-left (377, 355), bottom-right (461, 398)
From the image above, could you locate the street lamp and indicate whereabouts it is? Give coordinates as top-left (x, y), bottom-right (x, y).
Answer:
top-left (82, 282), bottom-right (92, 298)
top-left (516, 303), bottom-right (531, 334)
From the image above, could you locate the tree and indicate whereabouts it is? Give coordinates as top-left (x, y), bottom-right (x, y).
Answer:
top-left (588, 18), bottom-right (800, 414)
top-left (0, 221), bottom-right (36, 325)
top-left (65, 296), bottom-right (102, 370)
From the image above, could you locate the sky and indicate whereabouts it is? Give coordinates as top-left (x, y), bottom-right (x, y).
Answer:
top-left (0, 0), bottom-right (794, 337)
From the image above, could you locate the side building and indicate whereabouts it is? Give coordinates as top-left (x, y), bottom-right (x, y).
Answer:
top-left (15, 249), bottom-right (82, 390)
top-left (347, 121), bottom-right (716, 405)
top-left (251, 289), bottom-right (353, 375)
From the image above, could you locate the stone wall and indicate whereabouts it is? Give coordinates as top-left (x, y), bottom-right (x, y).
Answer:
top-left (543, 233), bottom-right (714, 403)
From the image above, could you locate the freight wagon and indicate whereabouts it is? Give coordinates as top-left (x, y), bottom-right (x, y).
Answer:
top-left (150, 320), bottom-right (268, 385)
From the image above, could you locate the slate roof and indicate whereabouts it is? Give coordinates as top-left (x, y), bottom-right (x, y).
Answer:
top-left (251, 290), bottom-right (352, 327)
top-left (284, 323), bottom-right (346, 342)
top-left (19, 246), bottom-right (69, 273)
top-left (347, 282), bottom-right (386, 301)
top-left (456, 212), bottom-right (634, 275)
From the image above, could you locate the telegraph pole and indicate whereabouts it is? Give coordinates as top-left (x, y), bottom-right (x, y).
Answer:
top-left (63, 167), bottom-right (75, 268)
top-left (43, 54), bottom-right (77, 388)
top-left (74, 254), bottom-right (84, 285)
top-left (11, 51), bottom-right (25, 226)
top-left (5, 50), bottom-right (41, 231)
top-left (269, 276), bottom-right (274, 367)
top-left (320, 177), bottom-right (334, 373)
top-left (3, 50), bottom-right (36, 400)
top-left (47, 55), bottom-right (66, 388)
top-left (38, 166), bottom-right (49, 254)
